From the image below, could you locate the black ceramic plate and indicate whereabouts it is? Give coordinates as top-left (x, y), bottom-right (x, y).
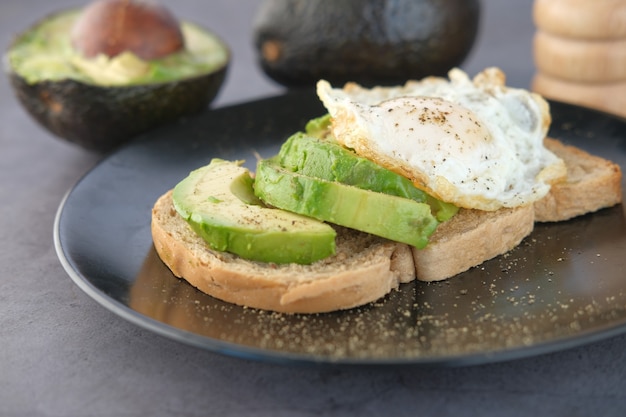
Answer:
top-left (55, 89), bottom-right (626, 366)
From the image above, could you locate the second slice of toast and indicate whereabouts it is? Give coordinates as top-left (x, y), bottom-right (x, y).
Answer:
top-left (412, 205), bottom-right (535, 282)
top-left (534, 138), bottom-right (622, 222)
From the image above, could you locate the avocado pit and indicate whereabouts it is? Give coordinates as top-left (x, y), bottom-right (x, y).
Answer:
top-left (71, 0), bottom-right (185, 60)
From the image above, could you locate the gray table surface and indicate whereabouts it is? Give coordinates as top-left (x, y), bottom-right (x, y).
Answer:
top-left (3, 1), bottom-right (626, 416)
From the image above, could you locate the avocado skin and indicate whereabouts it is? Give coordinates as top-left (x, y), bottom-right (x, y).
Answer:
top-left (7, 67), bottom-right (227, 152)
top-left (253, 0), bottom-right (480, 87)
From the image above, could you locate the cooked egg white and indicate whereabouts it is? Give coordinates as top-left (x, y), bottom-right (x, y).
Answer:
top-left (316, 67), bottom-right (567, 211)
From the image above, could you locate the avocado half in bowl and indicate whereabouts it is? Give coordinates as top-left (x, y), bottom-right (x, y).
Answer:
top-left (5, 4), bottom-right (229, 152)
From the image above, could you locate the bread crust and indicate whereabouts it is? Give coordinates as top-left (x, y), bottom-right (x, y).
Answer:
top-left (151, 190), bottom-right (415, 314)
top-left (534, 138), bottom-right (623, 222)
top-left (412, 205), bottom-right (535, 282)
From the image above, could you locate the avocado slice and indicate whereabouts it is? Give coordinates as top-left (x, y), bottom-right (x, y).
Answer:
top-left (277, 131), bottom-right (458, 222)
top-left (304, 114), bottom-right (332, 139)
top-left (5, 8), bottom-right (229, 152)
top-left (172, 159), bottom-right (336, 265)
top-left (255, 158), bottom-right (439, 249)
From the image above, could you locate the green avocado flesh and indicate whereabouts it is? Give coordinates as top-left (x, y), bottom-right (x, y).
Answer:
top-left (278, 129), bottom-right (459, 222)
top-left (304, 114), bottom-right (333, 138)
top-left (172, 159), bottom-right (336, 265)
top-left (254, 158), bottom-right (439, 249)
top-left (7, 9), bottom-right (229, 86)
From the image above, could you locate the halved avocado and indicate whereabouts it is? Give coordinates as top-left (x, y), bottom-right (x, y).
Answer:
top-left (5, 6), bottom-right (229, 152)
top-left (253, 0), bottom-right (480, 87)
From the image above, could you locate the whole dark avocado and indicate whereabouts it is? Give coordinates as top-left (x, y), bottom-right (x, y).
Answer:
top-left (253, 0), bottom-right (480, 87)
top-left (5, 0), bottom-right (229, 152)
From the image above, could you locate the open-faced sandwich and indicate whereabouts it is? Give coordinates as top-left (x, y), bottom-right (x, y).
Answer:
top-left (151, 67), bottom-right (623, 314)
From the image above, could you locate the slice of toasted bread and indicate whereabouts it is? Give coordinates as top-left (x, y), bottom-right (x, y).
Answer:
top-left (534, 138), bottom-right (623, 222)
top-left (412, 205), bottom-right (535, 282)
top-left (151, 190), bottom-right (415, 314)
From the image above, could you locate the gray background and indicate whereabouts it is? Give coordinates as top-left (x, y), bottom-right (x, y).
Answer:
top-left (2, 1), bottom-right (626, 416)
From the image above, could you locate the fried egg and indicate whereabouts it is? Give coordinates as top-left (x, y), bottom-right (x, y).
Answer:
top-left (316, 67), bottom-right (567, 211)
